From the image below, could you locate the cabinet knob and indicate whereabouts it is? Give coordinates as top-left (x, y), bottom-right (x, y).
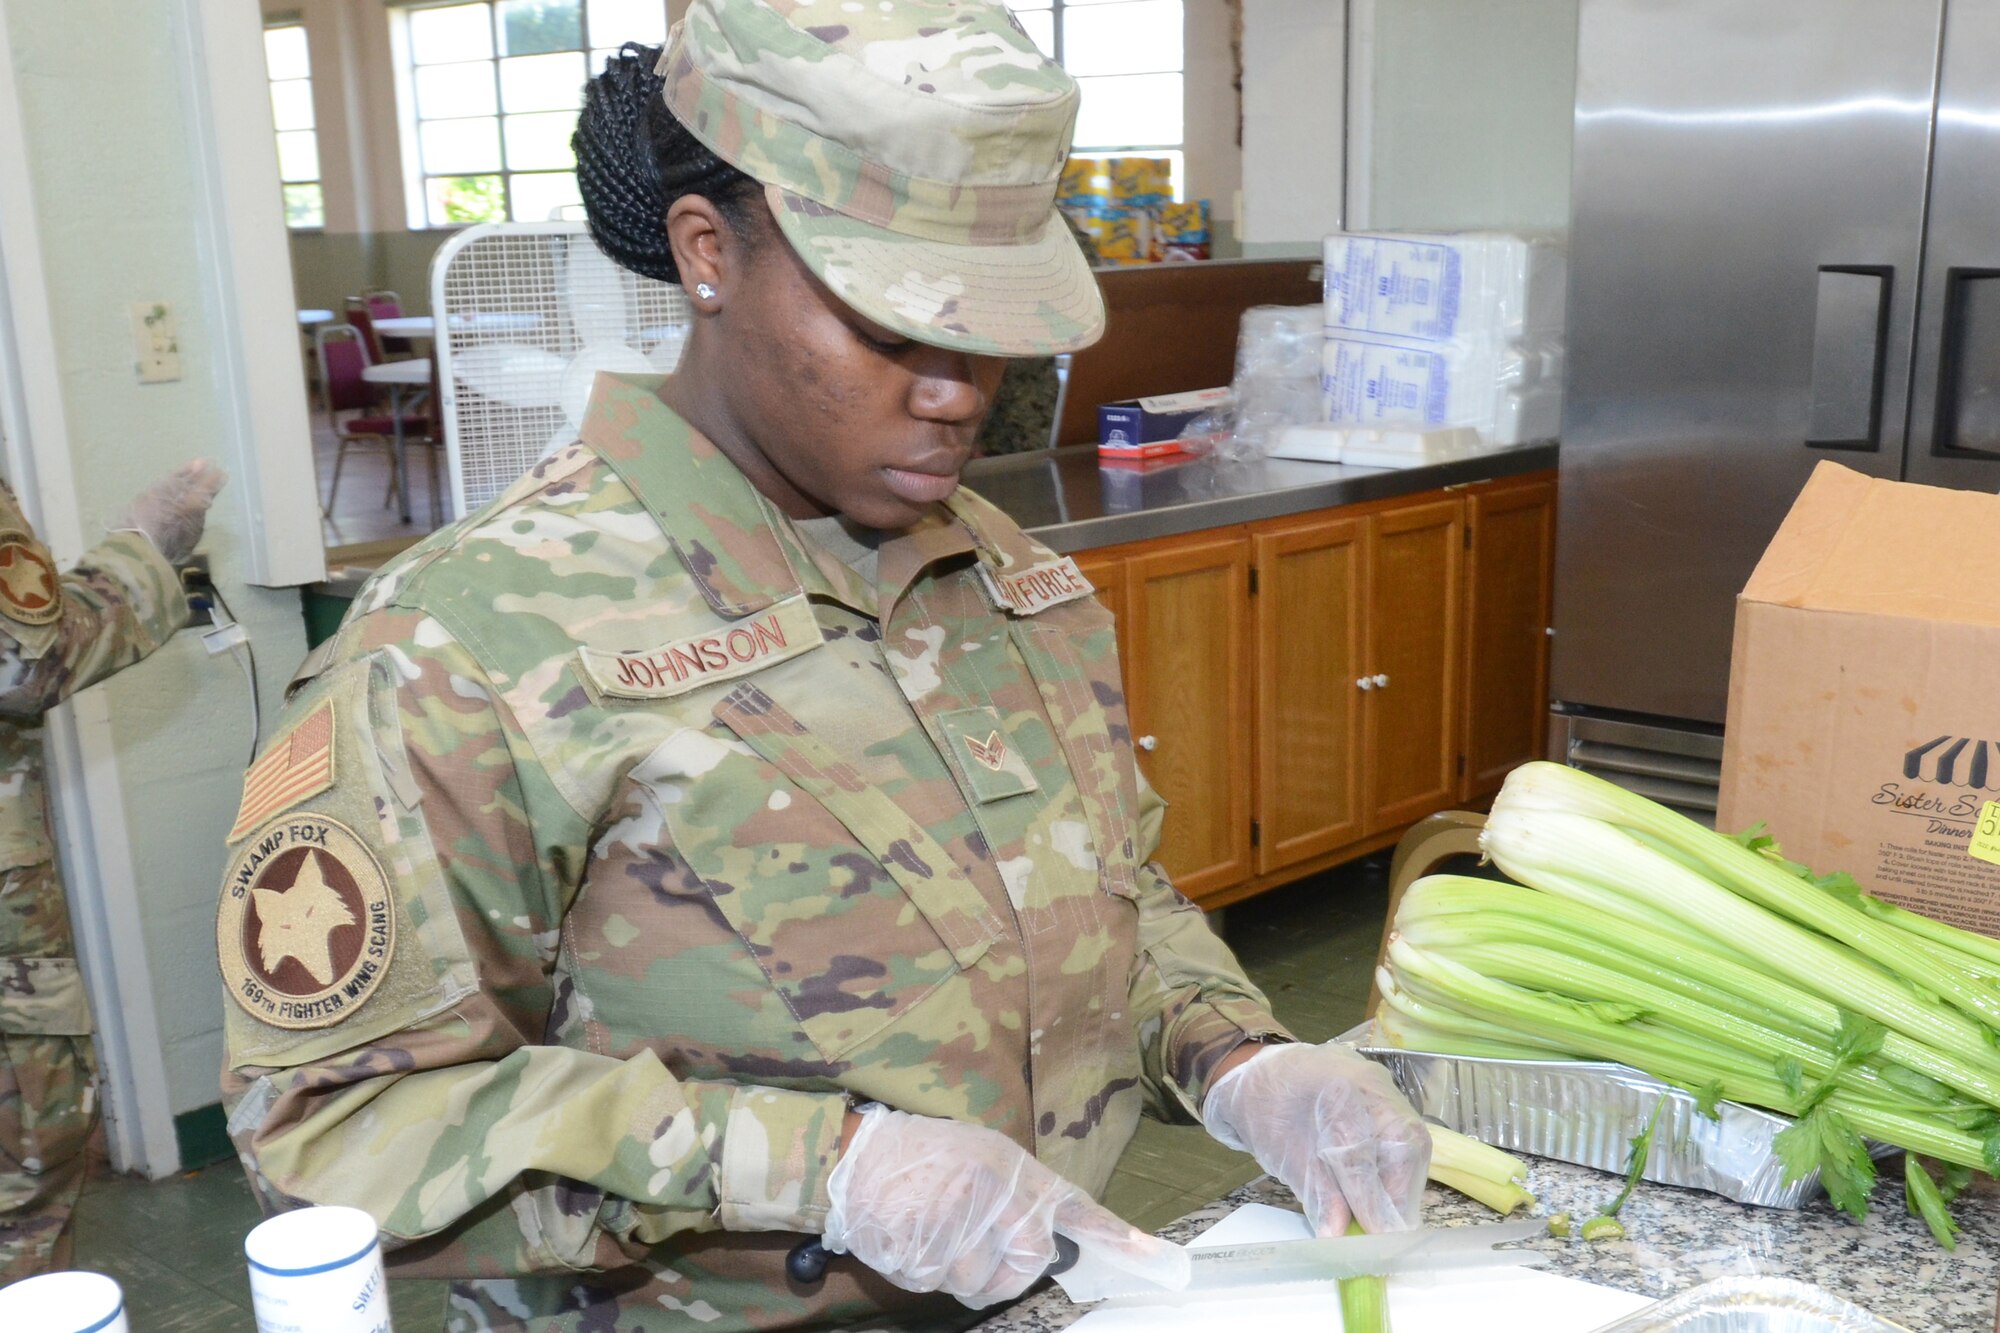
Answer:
top-left (1137, 734), bottom-right (1158, 751)
top-left (1373, 673), bottom-right (1390, 688)
top-left (1356, 677), bottom-right (1374, 691)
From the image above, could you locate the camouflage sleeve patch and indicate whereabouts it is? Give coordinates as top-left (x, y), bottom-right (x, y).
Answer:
top-left (0, 528), bottom-right (187, 705)
top-left (0, 530), bottom-right (62, 628)
top-left (220, 652), bottom-right (477, 1068)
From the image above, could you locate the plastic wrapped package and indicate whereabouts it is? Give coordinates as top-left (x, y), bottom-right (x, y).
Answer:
top-left (1320, 335), bottom-right (1561, 442)
top-left (1323, 232), bottom-right (1565, 343)
top-left (1320, 231), bottom-right (1567, 445)
top-left (1191, 304), bottom-right (1325, 461)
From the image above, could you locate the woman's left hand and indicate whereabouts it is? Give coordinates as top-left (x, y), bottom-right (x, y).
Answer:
top-left (1200, 1041), bottom-right (1431, 1236)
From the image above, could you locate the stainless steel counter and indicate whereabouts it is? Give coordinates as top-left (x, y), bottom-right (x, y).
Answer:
top-left (312, 442), bottom-right (1558, 600)
top-left (962, 441), bottom-right (1559, 553)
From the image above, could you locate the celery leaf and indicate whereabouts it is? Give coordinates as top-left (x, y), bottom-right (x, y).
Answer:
top-left (1775, 1106), bottom-right (1873, 1219)
top-left (1832, 1012), bottom-right (1887, 1067)
top-left (1731, 823), bottom-right (1774, 852)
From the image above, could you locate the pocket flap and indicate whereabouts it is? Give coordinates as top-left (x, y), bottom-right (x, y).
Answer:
top-left (713, 683), bottom-right (1004, 968)
top-left (0, 958), bottom-right (92, 1035)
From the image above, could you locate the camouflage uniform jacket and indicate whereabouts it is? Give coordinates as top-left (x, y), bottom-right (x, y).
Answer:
top-left (219, 374), bottom-right (1289, 1331)
top-left (0, 486), bottom-right (186, 1275)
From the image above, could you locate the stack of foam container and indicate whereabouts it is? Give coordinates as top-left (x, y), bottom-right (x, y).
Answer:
top-left (1320, 232), bottom-right (1566, 446)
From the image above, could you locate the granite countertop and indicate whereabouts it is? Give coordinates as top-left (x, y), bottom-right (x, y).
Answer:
top-left (975, 1157), bottom-right (1998, 1332)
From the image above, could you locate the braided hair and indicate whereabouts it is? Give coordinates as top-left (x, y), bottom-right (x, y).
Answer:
top-left (574, 43), bottom-right (760, 284)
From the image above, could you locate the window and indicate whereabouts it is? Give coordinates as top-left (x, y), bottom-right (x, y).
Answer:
top-left (394, 0), bottom-right (668, 228)
top-left (264, 23), bottom-right (325, 229)
top-left (1008, 0), bottom-right (1185, 197)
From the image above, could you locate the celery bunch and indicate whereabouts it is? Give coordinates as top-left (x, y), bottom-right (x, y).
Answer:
top-left (1376, 761), bottom-right (2000, 1244)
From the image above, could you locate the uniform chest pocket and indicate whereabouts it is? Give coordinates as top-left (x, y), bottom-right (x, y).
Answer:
top-left (635, 684), bottom-right (1007, 1062)
top-left (1013, 617), bottom-right (1143, 902)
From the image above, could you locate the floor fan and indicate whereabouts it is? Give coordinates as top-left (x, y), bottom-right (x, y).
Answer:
top-left (430, 221), bottom-right (693, 518)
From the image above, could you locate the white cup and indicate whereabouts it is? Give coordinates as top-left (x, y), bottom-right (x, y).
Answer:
top-left (0, 1270), bottom-right (129, 1333)
top-left (244, 1205), bottom-right (393, 1333)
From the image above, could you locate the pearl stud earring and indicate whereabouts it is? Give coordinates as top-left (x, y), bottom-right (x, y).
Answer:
top-left (695, 282), bottom-right (717, 300)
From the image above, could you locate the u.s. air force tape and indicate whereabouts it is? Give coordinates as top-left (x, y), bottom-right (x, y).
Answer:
top-left (219, 814), bottom-right (394, 1030)
top-left (977, 556), bottom-right (1094, 616)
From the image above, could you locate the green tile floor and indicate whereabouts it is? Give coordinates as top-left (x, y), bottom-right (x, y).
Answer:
top-left (70, 855), bottom-right (1393, 1330)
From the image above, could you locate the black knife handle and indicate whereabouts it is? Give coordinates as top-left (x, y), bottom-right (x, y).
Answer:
top-left (786, 1234), bottom-right (1081, 1286)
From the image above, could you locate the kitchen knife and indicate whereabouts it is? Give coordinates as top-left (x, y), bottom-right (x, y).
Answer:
top-left (1061, 1217), bottom-right (1550, 1302)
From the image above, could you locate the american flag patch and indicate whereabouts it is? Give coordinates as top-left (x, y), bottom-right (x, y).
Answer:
top-left (227, 703), bottom-right (336, 843)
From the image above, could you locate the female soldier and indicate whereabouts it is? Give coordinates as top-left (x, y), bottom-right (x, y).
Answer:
top-left (218, 3), bottom-right (1426, 1328)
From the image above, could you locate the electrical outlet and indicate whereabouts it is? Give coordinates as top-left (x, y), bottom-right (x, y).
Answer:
top-left (178, 552), bottom-right (215, 600)
top-left (132, 302), bottom-right (182, 384)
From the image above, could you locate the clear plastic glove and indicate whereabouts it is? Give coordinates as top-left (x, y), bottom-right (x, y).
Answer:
top-left (820, 1104), bottom-right (1190, 1309)
top-left (114, 458), bottom-right (226, 564)
top-left (1201, 1042), bottom-right (1430, 1236)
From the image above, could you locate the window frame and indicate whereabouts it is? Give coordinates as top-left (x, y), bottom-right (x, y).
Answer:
top-left (1007, 0), bottom-right (1187, 199)
top-left (262, 18), bottom-right (325, 231)
top-left (390, 0), bottom-right (664, 231)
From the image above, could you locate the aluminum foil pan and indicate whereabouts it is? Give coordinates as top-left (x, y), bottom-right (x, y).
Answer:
top-left (1340, 1023), bottom-right (1896, 1209)
top-left (1585, 1276), bottom-right (1911, 1332)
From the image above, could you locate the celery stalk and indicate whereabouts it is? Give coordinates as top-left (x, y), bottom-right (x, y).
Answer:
top-left (1338, 1220), bottom-right (1390, 1333)
top-left (1427, 1124), bottom-right (1535, 1214)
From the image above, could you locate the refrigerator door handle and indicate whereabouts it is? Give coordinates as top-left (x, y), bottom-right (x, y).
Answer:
top-left (1806, 264), bottom-right (1893, 451)
top-left (1928, 266), bottom-right (2000, 460)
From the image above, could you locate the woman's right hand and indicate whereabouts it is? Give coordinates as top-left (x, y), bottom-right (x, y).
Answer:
top-left (819, 1104), bottom-right (1189, 1308)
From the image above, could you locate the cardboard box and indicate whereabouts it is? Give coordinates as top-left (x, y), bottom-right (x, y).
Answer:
top-left (1096, 386), bottom-right (1231, 458)
top-left (1718, 461), bottom-right (2000, 936)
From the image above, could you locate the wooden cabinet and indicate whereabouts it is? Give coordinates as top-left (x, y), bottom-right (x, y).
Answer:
top-left (1459, 476), bottom-right (1557, 801)
top-left (1364, 498), bottom-right (1464, 832)
top-left (1121, 535), bottom-right (1254, 899)
top-left (1252, 513), bottom-right (1366, 873)
top-left (1073, 471), bottom-right (1552, 906)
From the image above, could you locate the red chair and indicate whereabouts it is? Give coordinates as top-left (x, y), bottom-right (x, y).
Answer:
top-left (364, 289), bottom-right (414, 357)
top-left (344, 301), bottom-right (386, 364)
top-left (314, 324), bottom-right (427, 517)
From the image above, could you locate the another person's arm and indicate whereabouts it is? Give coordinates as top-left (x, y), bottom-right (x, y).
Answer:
top-left (0, 460), bottom-right (222, 712)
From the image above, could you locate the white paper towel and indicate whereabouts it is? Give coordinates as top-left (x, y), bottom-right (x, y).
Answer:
top-left (1319, 231), bottom-right (1567, 446)
top-left (1065, 1203), bottom-right (1653, 1333)
top-left (1323, 233), bottom-right (1566, 345)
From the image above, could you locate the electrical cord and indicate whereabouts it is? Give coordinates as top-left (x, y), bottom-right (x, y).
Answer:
top-left (190, 582), bottom-right (261, 767)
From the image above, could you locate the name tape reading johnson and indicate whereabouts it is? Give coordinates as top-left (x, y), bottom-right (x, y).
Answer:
top-left (220, 814), bottom-right (394, 1030)
top-left (577, 594), bottom-right (823, 700)
top-left (980, 557), bottom-right (1095, 616)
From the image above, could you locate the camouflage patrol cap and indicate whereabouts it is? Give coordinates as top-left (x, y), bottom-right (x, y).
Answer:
top-left (657, 0), bottom-right (1105, 356)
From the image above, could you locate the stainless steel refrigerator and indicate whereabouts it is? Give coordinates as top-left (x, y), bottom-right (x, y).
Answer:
top-left (1551, 0), bottom-right (2000, 819)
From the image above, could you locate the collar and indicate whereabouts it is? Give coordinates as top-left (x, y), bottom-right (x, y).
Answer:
top-left (578, 374), bottom-right (1053, 621)
top-left (579, 374), bottom-right (806, 617)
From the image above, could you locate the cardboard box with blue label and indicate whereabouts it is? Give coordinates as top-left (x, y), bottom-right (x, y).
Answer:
top-left (1097, 387), bottom-right (1231, 458)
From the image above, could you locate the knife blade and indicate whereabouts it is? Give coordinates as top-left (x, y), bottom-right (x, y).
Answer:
top-left (1068, 1218), bottom-right (1550, 1302)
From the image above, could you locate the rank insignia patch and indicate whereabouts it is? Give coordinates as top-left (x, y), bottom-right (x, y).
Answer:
top-left (219, 814), bottom-right (394, 1029)
top-left (937, 708), bottom-right (1039, 804)
top-left (0, 531), bottom-right (61, 626)
top-left (965, 730), bottom-right (1009, 771)
top-left (229, 702), bottom-right (336, 842)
